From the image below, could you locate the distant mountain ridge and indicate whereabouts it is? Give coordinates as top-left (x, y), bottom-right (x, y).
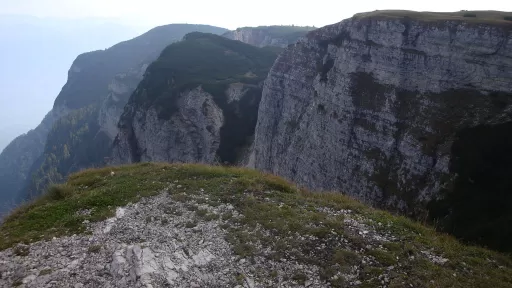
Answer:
top-left (15, 24), bottom-right (307, 205)
top-left (0, 24), bottom-right (228, 216)
top-left (0, 22), bottom-right (311, 217)
top-left (0, 15), bottom-right (146, 152)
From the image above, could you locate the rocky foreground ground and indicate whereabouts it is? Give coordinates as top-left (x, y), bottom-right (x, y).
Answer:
top-left (0, 164), bottom-right (510, 287)
top-left (0, 190), bottom-right (397, 287)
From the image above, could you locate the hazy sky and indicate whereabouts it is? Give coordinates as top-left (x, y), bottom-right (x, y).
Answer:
top-left (3, 0), bottom-right (511, 29)
top-left (0, 17), bottom-right (142, 152)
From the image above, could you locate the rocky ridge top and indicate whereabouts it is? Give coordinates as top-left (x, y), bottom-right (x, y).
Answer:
top-left (0, 164), bottom-right (510, 287)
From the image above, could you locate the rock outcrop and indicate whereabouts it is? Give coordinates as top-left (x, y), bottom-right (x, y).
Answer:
top-left (113, 87), bottom-right (224, 164)
top-left (98, 64), bottom-right (149, 141)
top-left (113, 32), bottom-right (278, 165)
top-left (252, 10), bottom-right (512, 250)
top-left (223, 26), bottom-right (315, 48)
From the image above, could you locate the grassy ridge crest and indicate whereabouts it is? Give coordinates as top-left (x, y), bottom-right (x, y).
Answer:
top-left (1, 163), bottom-right (511, 287)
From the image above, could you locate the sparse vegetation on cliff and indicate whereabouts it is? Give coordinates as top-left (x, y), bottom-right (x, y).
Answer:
top-left (354, 10), bottom-right (512, 25)
top-left (25, 105), bottom-right (107, 197)
top-left (124, 32), bottom-right (278, 120)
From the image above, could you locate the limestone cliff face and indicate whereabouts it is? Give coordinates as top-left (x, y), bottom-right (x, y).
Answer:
top-left (112, 87), bottom-right (224, 164)
top-left (98, 64), bottom-right (148, 141)
top-left (112, 33), bottom-right (278, 166)
top-left (223, 26), bottom-right (315, 48)
top-left (223, 28), bottom-right (288, 48)
top-left (252, 12), bottom-right (512, 217)
top-left (112, 83), bottom-right (264, 165)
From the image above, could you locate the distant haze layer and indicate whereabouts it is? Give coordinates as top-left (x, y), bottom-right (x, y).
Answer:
top-left (0, 15), bottom-right (148, 151)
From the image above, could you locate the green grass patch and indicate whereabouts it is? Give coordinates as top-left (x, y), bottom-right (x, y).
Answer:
top-left (87, 244), bottom-right (102, 254)
top-left (233, 243), bottom-right (256, 258)
top-left (369, 249), bottom-right (398, 266)
top-left (204, 213), bottom-right (220, 221)
top-left (222, 211), bottom-right (233, 220)
top-left (291, 271), bottom-right (308, 284)
top-left (13, 245), bottom-right (29, 256)
top-left (171, 193), bottom-right (191, 202)
top-left (463, 13), bottom-right (477, 17)
top-left (0, 164), bottom-right (167, 249)
top-left (38, 269), bottom-right (52, 276)
top-left (185, 220), bottom-right (198, 228)
top-left (332, 248), bottom-right (360, 266)
top-left (45, 184), bottom-right (74, 201)
top-left (195, 208), bottom-right (208, 217)
top-left (235, 273), bottom-right (245, 285)
top-left (185, 203), bottom-right (198, 212)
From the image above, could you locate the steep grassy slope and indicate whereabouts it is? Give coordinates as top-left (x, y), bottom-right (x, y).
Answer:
top-left (1, 163), bottom-right (511, 287)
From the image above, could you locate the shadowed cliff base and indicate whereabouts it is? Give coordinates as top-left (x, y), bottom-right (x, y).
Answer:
top-left (428, 121), bottom-right (512, 252)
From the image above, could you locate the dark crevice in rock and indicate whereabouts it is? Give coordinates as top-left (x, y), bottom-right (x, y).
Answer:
top-left (116, 110), bottom-right (142, 164)
top-left (319, 59), bottom-right (335, 83)
top-left (401, 18), bottom-right (412, 41)
top-left (411, 32), bottom-right (421, 46)
top-left (216, 87), bottom-right (262, 164)
top-left (349, 72), bottom-right (395, 121)
top-left (448, 24), bottom-right (458, 44)
top-left (362, 52), bottom-right (372, 63)
top-left (329, 30), bottom-right (352, 48)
